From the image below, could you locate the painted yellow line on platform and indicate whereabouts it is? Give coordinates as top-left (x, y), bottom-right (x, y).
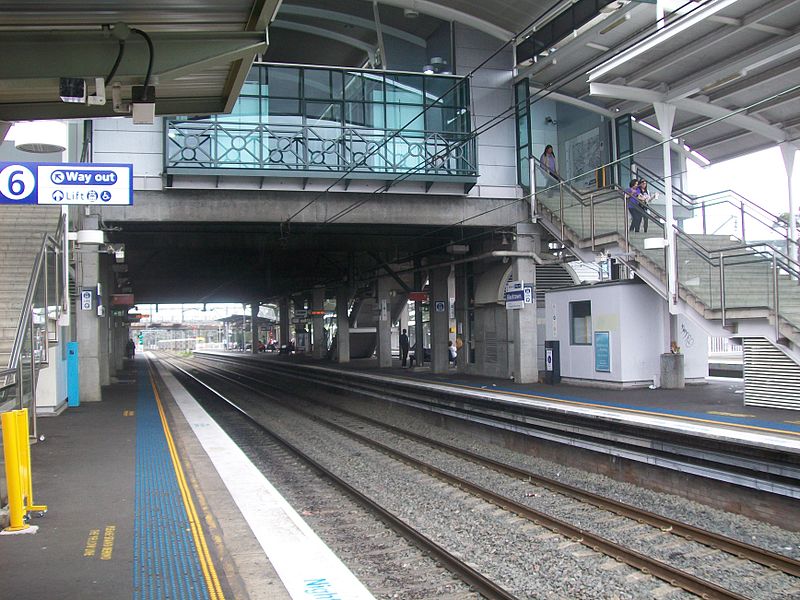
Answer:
top-left (83, 528), bottom-right (100, 557)
top-left (148, 369), bottom-right (226, 600)
top-left (707, 411), bottom-right (756, 418)
top-left (440, 381), bottom-right (800, 438)
top-left (101, 525), bottom-right (116, 560)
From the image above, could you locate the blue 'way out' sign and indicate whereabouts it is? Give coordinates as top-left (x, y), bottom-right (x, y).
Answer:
top-left (0, 162), bottom-right (133, 206)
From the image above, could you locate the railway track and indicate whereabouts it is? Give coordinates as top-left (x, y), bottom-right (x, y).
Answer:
top-left (160, 353), bottom-right (800, 599)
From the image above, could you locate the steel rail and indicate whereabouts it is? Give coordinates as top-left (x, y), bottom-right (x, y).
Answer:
top-left (192, 353), bottom-right (800, 492)
top-left (154, 354), bottom-right (518, 600)
top-left (192, 351), bottom-right (800, 578)
top-left (180, 354), bottom-right (757, 600)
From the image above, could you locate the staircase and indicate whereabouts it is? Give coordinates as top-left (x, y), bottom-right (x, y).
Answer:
top-left (533, 162), bottom-right (800, 408)
top-left (0, 206), bottom-right (62, 368)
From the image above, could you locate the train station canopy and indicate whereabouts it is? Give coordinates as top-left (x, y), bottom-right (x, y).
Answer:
top-left (517, 0), bottom-right (800, 163)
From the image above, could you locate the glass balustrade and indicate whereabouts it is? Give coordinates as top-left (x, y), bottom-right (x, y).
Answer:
top-left (166, 64), bottom-right (476, 181)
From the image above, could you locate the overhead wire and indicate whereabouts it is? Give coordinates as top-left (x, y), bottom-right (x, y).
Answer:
top-left (314, 0), bottom-right (706, 229)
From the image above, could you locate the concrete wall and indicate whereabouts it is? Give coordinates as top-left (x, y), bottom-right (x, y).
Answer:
top-left (545, 281), bottom-right (708, 387)
top-left (92, 118), bottom-right (163, 191)
top-left (454, 24), bottom-right (518, 200)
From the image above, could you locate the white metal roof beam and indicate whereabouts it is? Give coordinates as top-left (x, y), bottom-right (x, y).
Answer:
top-left (627, 0), bottom-right (799, 86)
top-left (362, 0), bottom-right (513, 40)
top-left (590, 82), bottom-right (787, 142)
top-left (279, 4), bottom-right (427, 47)
top-left (665, 30), bottom-right (800, 101)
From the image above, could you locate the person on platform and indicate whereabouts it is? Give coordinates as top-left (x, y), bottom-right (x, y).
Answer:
top-left (399, 328), bottom-right (410, 367)
top-left (636, 179), bottom-right (653, 233)
top-left (625, 179), bottom-right (643, 232)
top-left (448, 340), bottom-right (458, 365)
top-left (126, 338), bottom-right (136, 359)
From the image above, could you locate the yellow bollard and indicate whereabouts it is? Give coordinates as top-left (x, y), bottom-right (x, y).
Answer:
top-left (2, 410), bottom-right (30, 532)
top-left (16, 409), bottom-right (47, 514)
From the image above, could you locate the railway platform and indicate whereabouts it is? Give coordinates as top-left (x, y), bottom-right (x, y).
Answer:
top-left (0, 356), bottom-right (374, 600)
top-left (238, 351), bottom-right (800, 444)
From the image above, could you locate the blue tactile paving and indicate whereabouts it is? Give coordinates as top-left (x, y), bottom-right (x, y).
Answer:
top-left (133, 362), bottom-right (211, 600)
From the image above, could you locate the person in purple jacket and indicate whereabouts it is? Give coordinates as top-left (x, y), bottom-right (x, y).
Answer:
top-left (625, 178), bottom-right (643, 232)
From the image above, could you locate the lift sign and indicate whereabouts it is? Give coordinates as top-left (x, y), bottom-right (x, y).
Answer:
top-left (0, 162), bottom-right (133, 205)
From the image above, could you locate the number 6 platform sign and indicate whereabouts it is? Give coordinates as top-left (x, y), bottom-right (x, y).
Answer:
top-left (0, 162), bottom-right (133, 205)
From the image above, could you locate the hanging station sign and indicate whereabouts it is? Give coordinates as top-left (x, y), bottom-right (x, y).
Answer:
top-left (0, 162), bottom-right (133, 205)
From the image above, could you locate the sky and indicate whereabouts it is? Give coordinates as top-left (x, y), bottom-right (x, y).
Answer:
top-left (686, 146), bottom-right (798, 219)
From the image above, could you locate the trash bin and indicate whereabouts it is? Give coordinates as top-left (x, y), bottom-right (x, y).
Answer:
top-left (544, 340), bottom-right (560, 384)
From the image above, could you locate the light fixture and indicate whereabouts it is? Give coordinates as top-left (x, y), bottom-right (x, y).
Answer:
top-left (423, 65), bottom-right (435, 74)
top-left (588, 0), bottom-right (739, 82)
top-left (76, 230), bottom-right (106, 245)
top-left (13, 120), bottom-right (68, 153)
top-left (403, 8), bottom-right (419, 18)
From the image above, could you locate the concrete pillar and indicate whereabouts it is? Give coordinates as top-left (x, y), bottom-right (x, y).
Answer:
top-left (430, 266), bottom-right (450, 374)
top-left (279, 298), bottom-right (290, 346)
top-left (413, 258), bottom-right (425, 365)
top-left (510, 223), bottom-right (539, 383)
top-left (398, 302), bottom-right (409, 334)
top-left (76, 218), bottom-right (102, 402)
top-left (312, 287), bottom-right (326, 359)
top-left (250, 302), bottom-right (259, 354)
top-left (336, 287), bottom-right (350, 363)
top-left (454, 264), bottom-right (470, 370)
top-left (376, 276), bottom-right (392, 367)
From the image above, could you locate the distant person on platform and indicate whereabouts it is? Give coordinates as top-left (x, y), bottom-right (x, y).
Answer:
top-left (399, 329), bottom-right (410, 367)
top-left (126, 338), bottom-right (135, 359)
top-left (540, 145), bottom-right (560, 180)
top-left (448, 340), bottom-right (458, 365)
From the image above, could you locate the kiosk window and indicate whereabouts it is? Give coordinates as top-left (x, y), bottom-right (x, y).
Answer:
top-left (570, 301), bottom-right (592, 345)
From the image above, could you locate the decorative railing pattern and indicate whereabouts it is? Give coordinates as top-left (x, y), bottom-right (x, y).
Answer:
top-left (166, 121), bottom-right (476, 177)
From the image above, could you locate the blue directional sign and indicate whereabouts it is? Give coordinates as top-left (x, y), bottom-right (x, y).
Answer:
top-left (0, 162), bottom-right (133, 205)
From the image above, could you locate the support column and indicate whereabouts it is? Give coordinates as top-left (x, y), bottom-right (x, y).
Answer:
top-left (430, 266), bottom-right (450, 374)
top-left (376, 276), bottom-right (391, 367)
top-left (250, 302), bottom-right (259, 354)
top-left (510, 223), bottom-right (539, 383)
top-left (654, 102), bottom-right (679, 351)
top-left (336, 287), bottom-right (350, 363)
top-left (76, 217), bottom-right (102, 402)
top-left (454, 264), bottom-right (470, 370)
top-left (781, 142), bottom-right (798, 267)
top-left (312, 287), bottom-right (326, 359)
top-left (279, 298), bottom-right (290, 347)
top-left (413, 258), bottom-right (425, 366)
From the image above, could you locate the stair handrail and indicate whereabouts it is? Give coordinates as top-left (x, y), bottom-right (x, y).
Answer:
top-left (2, 212), bottom-right (66, 421)
top-left (631, 161), bottom-right (796, 258)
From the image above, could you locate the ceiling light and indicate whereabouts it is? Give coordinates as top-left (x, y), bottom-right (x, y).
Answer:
top-left (404, 8), bottom-right (419, 18)
top-left (589, 0), bottom-right (739, 82)
top-left (13, 120), bottom-right (68, 153)
top-left (423, 65), bottom-right (435, 75)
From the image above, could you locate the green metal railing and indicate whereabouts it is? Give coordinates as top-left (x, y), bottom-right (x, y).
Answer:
top-left (0, 213), bottom-right (67, 438)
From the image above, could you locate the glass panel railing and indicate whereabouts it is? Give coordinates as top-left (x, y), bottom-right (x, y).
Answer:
top-left (18, 318), bottom-right (33, 410)
top-left (166, 64), bottom-right (476, 180)
top-left (776, 259), bottom-right (800, 334)
top-left (721, 251), bottom-right (773, 312)
top-left (629, 215), bottom-right (667, 277)
top-left (676, 236), bottom-right (719, 310)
